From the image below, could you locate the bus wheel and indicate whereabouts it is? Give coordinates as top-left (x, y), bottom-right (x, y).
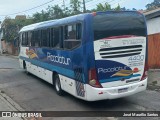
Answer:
top-left (54, 74), bottom-right (63, 96)
top-left (23, 61), bottom-right (29, 74)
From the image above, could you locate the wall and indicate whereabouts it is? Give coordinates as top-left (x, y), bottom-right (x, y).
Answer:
top-left (6, 42), bottom-right (19, 55)
top-left (147, 17), bottom-right (160, 35)
top-left (148, 33), bottom-right (160, 68)
top-left (147, 17), bottom-right (160, 68)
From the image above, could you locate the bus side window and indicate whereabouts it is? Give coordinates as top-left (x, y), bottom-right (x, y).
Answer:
top-left (22, 32), bottom-right (28, 46)
top-left (42, 29), bottom-right (47, 47)
top-left (50, 28), bottom-right (54, 48)
top-left (63, 23), bottom-right (82, 50)
top-left (22, 33), bottom-right (25, 46)
top-left (47, 28), bottom-right (50, 47)
top-left (53, 27), bottom-right (60, 48)
top-left (38, 30), bottom-right (41, 47)
top-left (76, 23), bottom-right (82, 40)
top-left (28, 31), bottom-right (32, 46)
top-left (31, 31), bottom-right (35, 46)
top-left (25, 32), bottom-right (29, 46)
top-left (34, 31), bottom-right (39, 47)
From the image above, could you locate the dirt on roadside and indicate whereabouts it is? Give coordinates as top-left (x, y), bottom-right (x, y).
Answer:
top-left (148, 70), bottom-right (160, 92)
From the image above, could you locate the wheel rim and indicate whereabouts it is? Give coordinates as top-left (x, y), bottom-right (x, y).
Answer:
top-left (55, 78), bottom-right (60, 92)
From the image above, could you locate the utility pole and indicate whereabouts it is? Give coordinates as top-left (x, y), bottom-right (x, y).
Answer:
top-left (83, 0), bottom-right (86, 13)
top-left (63, 0), bottom-right (65, 11)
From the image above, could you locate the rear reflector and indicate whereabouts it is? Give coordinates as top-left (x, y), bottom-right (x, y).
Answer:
top-left (141, 63), bottom-right (148, 81)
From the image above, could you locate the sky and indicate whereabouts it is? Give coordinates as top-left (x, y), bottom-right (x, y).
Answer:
top-left (0, 0), bottom-right (154, 22)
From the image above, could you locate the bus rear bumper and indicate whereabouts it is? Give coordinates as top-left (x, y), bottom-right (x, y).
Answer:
top-left (85, 78), bottom-right (147, 101)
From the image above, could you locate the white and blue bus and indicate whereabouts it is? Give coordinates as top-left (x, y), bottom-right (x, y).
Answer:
top-left (19, 11), bottom-right (148, 101)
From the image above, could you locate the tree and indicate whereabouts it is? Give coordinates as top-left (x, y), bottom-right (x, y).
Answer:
top-left (70, 0), bottom-right (82, 15)
top-left (96, 3), bottom-right (111, 11)
top-left (47, 5), bottom-right (67, 19)
top-left (32, 10), bottom-right (50, 23)
top-left (2, 16), bottom-right (33, 42)
top-left (146, 0), bottom-right (160, 10)
top-left (91, 2), bottom-right (122, 12)
top-left (114, 4), bottom-right (121, 11)
top-left (32, 5), bottom-right (69, 23)
top-left (2, 18), bottom-right (19, 42)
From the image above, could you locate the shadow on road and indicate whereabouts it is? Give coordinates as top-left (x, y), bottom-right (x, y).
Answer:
top-left (26, 72), bottom-right (131, 111)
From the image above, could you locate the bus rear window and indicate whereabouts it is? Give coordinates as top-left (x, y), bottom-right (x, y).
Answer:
top-left (93, 12), bottom-right (146, 40)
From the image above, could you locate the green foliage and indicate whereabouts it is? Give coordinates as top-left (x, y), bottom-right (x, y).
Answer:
top-left (32, 10), bottom-right (50, 23)
top-left (70, 0), bottom-right (82, 15)
top-left (146, 0), bottom-right (160, 10)
top-left (96, 3), bottom-right (111, 11)
top-left (47, 5), bottom-right (67, 19)
top-left (91, 2), bottom-right (122, 12)
top-left (114, 4), bottom-right (121, 11)
top-left (2, 17), bottom-right (33, 42)
top-left (2, 1), bottom-right (124, 42)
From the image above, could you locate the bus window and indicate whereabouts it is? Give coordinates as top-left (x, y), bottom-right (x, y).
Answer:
top-left (31, 31), bottom-right (35, 46)
top-left (76, 23), bottom-right (82, 40)
top-left (63, 23), bottom-right (81, 49)
top-left (34, 31), bottom-right (39, 47)
top-left (50, 28), bottom-right (54, 47)
top-left (22, 33), bottom-right (25, 46)
top-left (38, 30), bottom-right (41, 47)
top-left (47, 28), bottom-right (50, 47)
top-left (28, 31), bottom-right (32, 46)
top-left (93, 13), bottom-right (146, 40)
top-left (22, 32), bottom-right (28, 46)
top-left (42, 29), bottom-right (47, 47)
top-left (25, 32), bottom-right (29, 46)
top-left (53, 27), bottom-right (60, 48)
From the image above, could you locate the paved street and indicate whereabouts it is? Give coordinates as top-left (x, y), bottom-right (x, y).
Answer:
top-left (0, 55), bottom-right (160, 120)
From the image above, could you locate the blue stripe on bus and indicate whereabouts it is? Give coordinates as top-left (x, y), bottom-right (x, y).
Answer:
top-left (99, 74), bottom-right (141, 83)
top-left (19, 56), bottom-right (75, 79)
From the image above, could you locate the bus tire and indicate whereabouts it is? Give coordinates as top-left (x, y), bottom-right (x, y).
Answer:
top-left (54, 74), bottom-right (63, 96)
top-left (23, 61), bottom-right (29, 74)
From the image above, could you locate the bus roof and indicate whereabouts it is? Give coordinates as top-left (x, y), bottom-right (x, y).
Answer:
top-left (19, 11), bottom-right (143, 33)
top-left (19, 13), bottom-right (90, 33)
top-left (19, 19), bottom-right (58, 32)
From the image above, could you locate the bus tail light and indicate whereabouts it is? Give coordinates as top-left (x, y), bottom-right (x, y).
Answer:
top-left (92, 12), bottom-right (97, 16)
top-left (89, 68), bottom-right (102, 88)
top-left (141, 63), bottom-right (148, 81)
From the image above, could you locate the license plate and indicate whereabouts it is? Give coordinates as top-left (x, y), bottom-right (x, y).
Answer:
top-left (118, 88), bottom-right (128, 93)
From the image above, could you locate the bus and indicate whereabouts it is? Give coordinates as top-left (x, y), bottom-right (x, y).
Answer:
top-left (19, 11), bottom-right (148, 101)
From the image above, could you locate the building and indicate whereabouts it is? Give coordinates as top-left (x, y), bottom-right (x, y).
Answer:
top-left (0, 15), bottom-right (27, 55)
top-left (144, 8), bottom-right (160, 68)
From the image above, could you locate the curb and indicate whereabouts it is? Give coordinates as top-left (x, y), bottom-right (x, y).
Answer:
top-left (149, 69), bottom-right (160, 72)
top-left (0, 91), bottom-right (25, 111)
top-left (0, 90), bottom-right (27, 120)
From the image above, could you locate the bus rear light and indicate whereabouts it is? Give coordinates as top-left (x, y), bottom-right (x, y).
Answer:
top-left (89, 68), bottom-right (102, 88)
top-left (141, 63), bottom-right (148, 81)
top-left (98, 92), bottom-right (103, 94)
top-left (92, 12), bottom-right (97, 16)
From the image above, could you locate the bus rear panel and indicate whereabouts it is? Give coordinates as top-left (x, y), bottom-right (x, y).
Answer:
top-left (86, 11), bottom-right (147, 101)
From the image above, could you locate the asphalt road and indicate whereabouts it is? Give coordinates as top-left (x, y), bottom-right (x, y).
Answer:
top-left (0, 55), bottom-right (160, 120)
